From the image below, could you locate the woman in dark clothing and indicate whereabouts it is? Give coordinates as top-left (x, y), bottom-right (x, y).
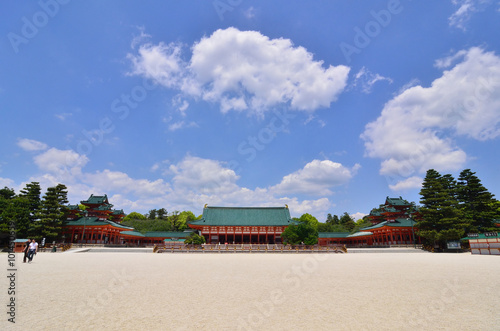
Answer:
top-left (23, 239), bottom-right (30, 263)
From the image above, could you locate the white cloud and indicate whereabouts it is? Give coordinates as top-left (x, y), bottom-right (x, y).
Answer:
top-left (130, 26), bottom-right (151, 49)
top-left (127, 42), bottom-right (187, 90)
top-left (128, 27), bottom-right (350, 115)
top-left (168, 121), bottom-right (199, 132)
top-left (362, 47), bottom-right (500, 187)
top-left (0, 177), bottom-right (15, 188)
top-left (17, 138), bottom-right (48, 151)
top-left (243, 6), bottom-right (256, 19)
top-left (15, 144), bottom-right (338, 220)
top-left (352, 67), bottom-right (392, 94)
top-left (350, 212), bottom-right (367, 221)
top-left (33, 148), bottom-right (89, 180)
top-left (83, 170), bottom-right (171, 197)
top-left (169, 156), bottom-right (240, 194)
top-left (270, 159), bottom-right (360, 196)
top-left (449, 0), bottom-right (492, 30)
top-left (388, 176), bottom-right (423, 191)
top-left (54, 112), bottom-right (73, 121)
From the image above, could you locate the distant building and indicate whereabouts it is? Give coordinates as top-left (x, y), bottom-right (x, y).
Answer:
top-left (367, 196), bottom-right (420, 225)
top-left (64, 194), bottom-right (192, 245)
top-left (188, 206), bottom-right (293, 244)
top-left (318, 196), bottom-right (421, 247)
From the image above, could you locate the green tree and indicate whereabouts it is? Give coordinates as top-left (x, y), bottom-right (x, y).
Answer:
top-left (184, 232), bottom-right (206, 245)
top-left (37, 186), bottom-right (67, 242)
top-left (457, 169), bottom-right (497, 232)
top-left (157, 208), bottom-right (167, 220)
top-left (282, 219), bottom-right (318, 245)
top-left (147, 209), bottom-right (157, 219)
top-left (297, 213), bottom-right (319, 230)
top-left (418, 169), bottom-right (465, 248)
top-left (340, 212), bottom-right (356, 232)
top-left (123, 212), bottom-right (147, 222)
top-left (19, 182), bottom-right (41, 222)
top-left (352, 217), bottom-right (372, 233)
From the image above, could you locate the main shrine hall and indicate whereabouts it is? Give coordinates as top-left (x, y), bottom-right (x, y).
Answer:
top-left (188, 205), bottom-right (293, 244)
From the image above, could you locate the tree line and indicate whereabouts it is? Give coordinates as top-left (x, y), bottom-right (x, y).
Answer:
top-left (0, 182), bottom-right (68, 244)
top-left (121, 210), bottom-right (200, 233)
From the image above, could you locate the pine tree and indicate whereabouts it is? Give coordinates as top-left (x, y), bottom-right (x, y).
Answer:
top-left (19, 182), bottom-right (41, 221)
top-left (457, 169), bottom-right (497, 232)
top-left (418, 169), bottom-right (465, 248)
top-left (37, 186), bottom-right (67, 242)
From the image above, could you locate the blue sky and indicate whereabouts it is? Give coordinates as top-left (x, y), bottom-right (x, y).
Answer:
top-left (1, 0), bottom-right (499, 220)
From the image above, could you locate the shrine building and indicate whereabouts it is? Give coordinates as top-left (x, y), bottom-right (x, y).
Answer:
top-left (188, 205), bottom-right (293, 244)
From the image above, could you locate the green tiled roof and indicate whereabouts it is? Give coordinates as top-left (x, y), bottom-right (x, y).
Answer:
top-left (96, 204), bottom-right (112, 211)
top-left (120, 231), bottom-right (145, 237)
top-left (385, 196), bottom-right (411, 206)
top-left (65, 217), bottom-right (108, 226)
top-left (318, 232), bottom-right (350, 238)
top-left (65, 217), bottom-right (134, 230)
top-left (348, 231), bottom-right (373, 237)
top-left (81, 194), bottom-right (111, 206)
top-left (189, 206), bottom-right (293, 227)
top-left (68, 204), bottom-right (79, 210)
top-left (360, 218), bottom-right (416, 231)
top-left (112, 209), bottom-right (125, 215)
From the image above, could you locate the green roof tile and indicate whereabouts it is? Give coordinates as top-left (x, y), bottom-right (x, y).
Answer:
top-left (190, 206), bottom-right (292, 227)
top-left (318, 232), bottom-right (350, 238)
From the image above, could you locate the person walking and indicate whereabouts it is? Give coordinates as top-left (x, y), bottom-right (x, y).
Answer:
top-left (27, 239), bottom-right (38, 263)
top-left (23, 239), bottom-right (30, 263)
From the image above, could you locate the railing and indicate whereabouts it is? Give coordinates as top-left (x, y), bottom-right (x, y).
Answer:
top-left (155, 243), bottom-right (348, 253)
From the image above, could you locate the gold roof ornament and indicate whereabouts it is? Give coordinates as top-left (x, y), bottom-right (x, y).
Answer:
top-left (285, 204), bottom-right (288, 209)
top-left (204, 204), bottom-right (208, 209)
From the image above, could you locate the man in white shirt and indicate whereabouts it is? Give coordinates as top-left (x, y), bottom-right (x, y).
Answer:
top-left (28, 239), bottom-right (38, 263)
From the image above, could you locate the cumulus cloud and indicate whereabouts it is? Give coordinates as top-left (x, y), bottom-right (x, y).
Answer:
top-left (33, 148), bottom-right (89, 179)
top-left (169, 155), bottom-right (240, 194)
top-left (362, 47), bottom-right (500, 187)
top-left (83, 170), bottom-right (171, 197)
top-left (270, 159), bottom-right (360, 196)
top-left (17, 138), bottom-right (48, 151)
top-left (350, 212), bottom-right (368, 221)
top-left (388, 176), bottom-right (423, 191)
top-left (128, 27), bottom-right (350, 115)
